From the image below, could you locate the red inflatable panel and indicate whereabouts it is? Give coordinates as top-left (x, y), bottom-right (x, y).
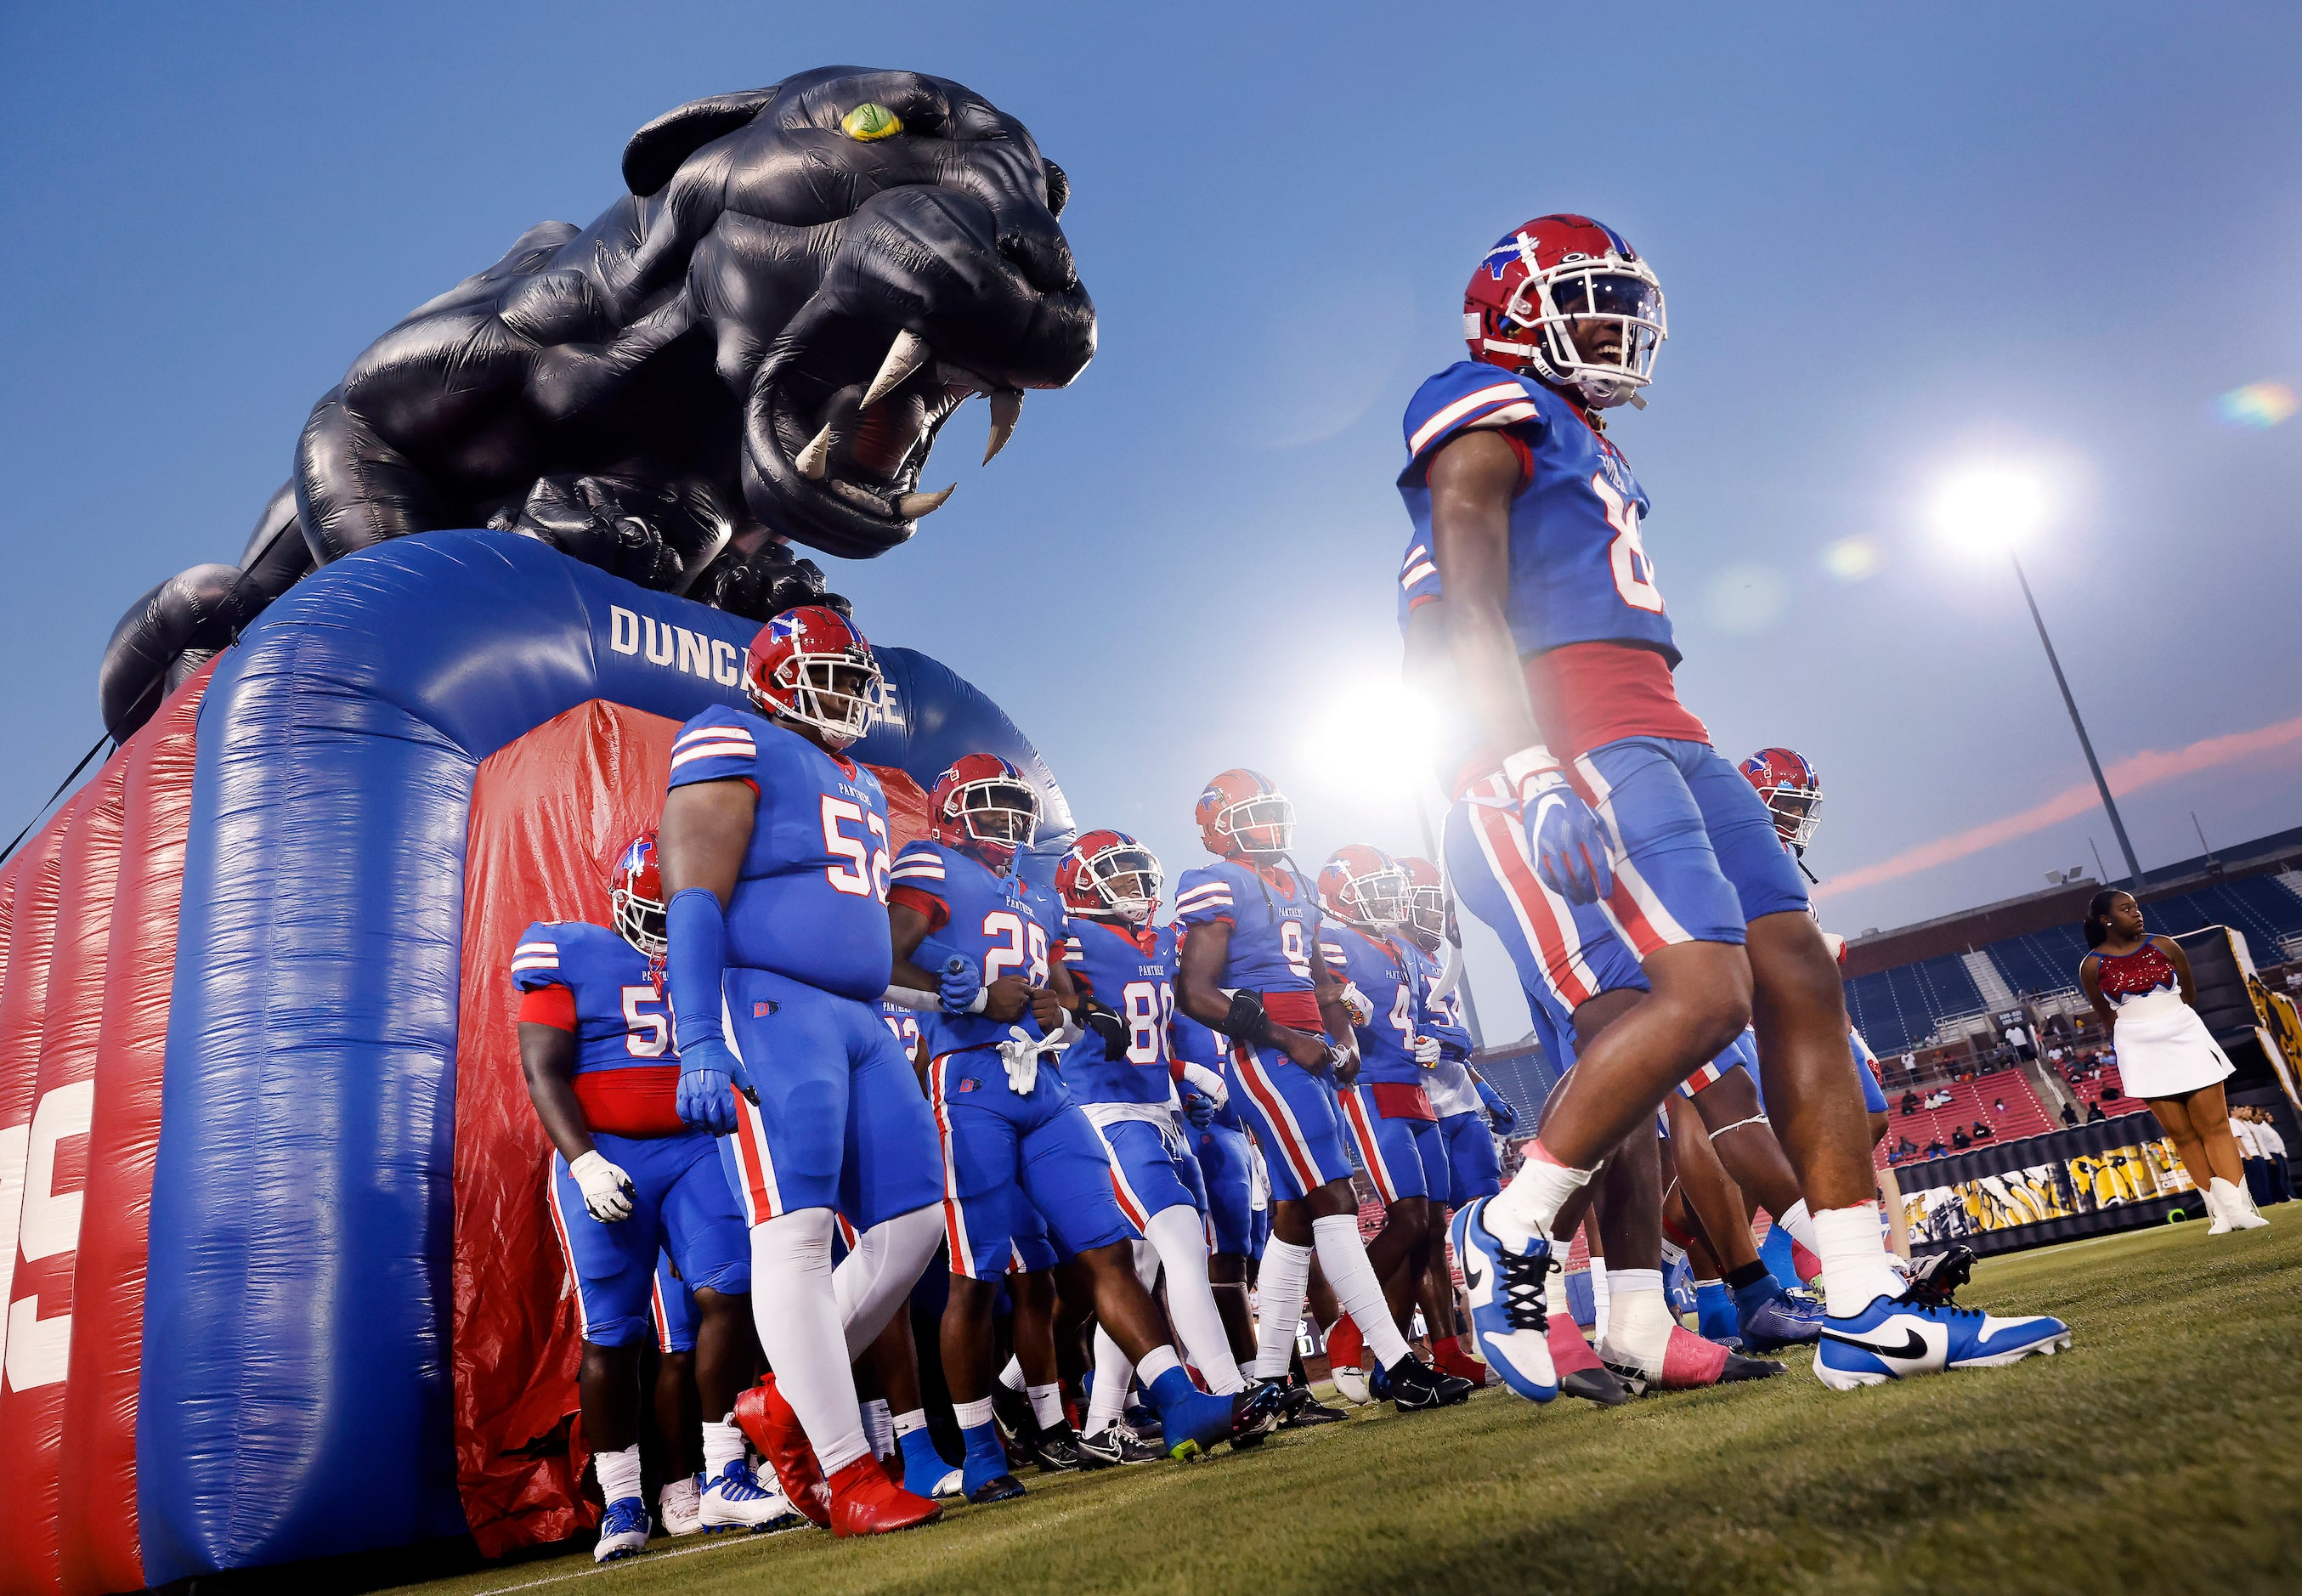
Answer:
top-left (450, 699), bottom-right (931, 1555)
top-left (59, 667), bottom-right (209, 1595)
top-left (453, 700), bottom-right (679, 1556)
top-left (0, 766), bottom-right (125, 1596)
top-left (1, 816), bottom-right (73, 1403)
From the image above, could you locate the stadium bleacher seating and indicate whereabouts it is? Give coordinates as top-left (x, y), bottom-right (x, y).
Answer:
top-left (1882, 1068), bottom-right (2056, 1166)
top-left (1845, 953), bottom-right (1985, 1055)
top-left (1985, 922), bottom-right (2095, 998)
top-left (2067, 1060), bottom-right (2152, 1120)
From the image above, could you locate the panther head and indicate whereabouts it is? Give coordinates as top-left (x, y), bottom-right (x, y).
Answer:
top-left (626, 66), bottom-right (1095, 558)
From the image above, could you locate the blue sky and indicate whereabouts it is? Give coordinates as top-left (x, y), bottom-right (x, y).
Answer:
top-left (3, 3), bottom-right (2298, 1041)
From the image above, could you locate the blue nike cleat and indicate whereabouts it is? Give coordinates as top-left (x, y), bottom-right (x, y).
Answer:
top-left (1735, 1279), bottom-right (1824, 1351)
top-left (593, 1496), bottom-right (650, 1562)
top-left (1147, 1375), bottom-right (1242, 1460)
top-left (1814, 1291), bottom-right (2071, 1389)
top-left (1449, 1197), bottom-right (1558, 1402)
top-left (697, 1458), bottom-right (800, 1533)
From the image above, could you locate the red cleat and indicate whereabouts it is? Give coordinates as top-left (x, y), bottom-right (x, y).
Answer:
top-left (735, 1376), bottom-right (830, 1527)
top-left (828, 1454), bottom-right (942, 1537)
top-left (1430, 1334), bottom-right (1489, 1388)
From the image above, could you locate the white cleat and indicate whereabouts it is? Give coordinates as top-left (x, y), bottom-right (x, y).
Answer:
top-left (1813, 1293), bottom-right (2072, 1390)
top-left (1329, 1362), bottom-right (1371, 1406)
top-left (928, 1465), bottom-right (965, 1500)
top-left (699, 1458), bottom-right (803, 1533)
top-left (658, 1472), bottom-right (703, 1537)
top-left (593, 1496), bottom-right (650, 1563)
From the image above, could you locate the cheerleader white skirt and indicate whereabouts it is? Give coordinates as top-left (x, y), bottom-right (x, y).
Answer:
top-left (2110, 989), bottom-right (2234, 1100)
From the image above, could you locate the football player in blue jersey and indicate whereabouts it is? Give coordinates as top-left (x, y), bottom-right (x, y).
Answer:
top-left (885, 757), bottom-right (1279, 1501)
top-left (1403, 215), bottom-right (2067, 1393)
top-left (1391, 855), bottom-right (1504, 1389)
top-left (514, 831), bottom-right (795, 1558)
top-left (647, 1255), bottom-right (707, 1537)
top-left (1173, 770), bottom-right (1460, 1413)
top-left (1050, 829), bottom-right (1267, 1435)
top-left (1312, 846), bottom-right (1473, 1408)
top-left (656, 606), bottom-right (947, 1537)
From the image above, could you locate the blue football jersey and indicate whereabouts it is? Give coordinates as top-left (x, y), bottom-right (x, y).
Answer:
top-left (1394, 361), bottom-right (1674, 665)
top-left (1061, 918), bottom-right (1177, 1106)
top-left (890, 838), bottom-right (1053, 1056)
top-left (1171, 859), bottom-right (1324, 996)
top-left (511, 920), bottom-right (675, 1077)
top-left (1317, 925), bottom-right (1424, 1085)
top-left (1165, 982), bottom-right (1241, 1131)
top-left (880, 999), bottom-right (924, 1060)
top-left (665, 709), bottom-right (895, 1001)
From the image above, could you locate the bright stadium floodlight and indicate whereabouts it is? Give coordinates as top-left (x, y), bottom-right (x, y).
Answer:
top-left (1933, 459), bottom-right (2144, 888)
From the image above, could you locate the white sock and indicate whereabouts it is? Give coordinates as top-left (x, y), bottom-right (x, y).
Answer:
top-left (1088, 1327), bottom-right (1134, 1431)
top-left (1813, 1203), bottom-right (1904, 1316)
top-left (1136, 1344), bottom-right (1182, 1386)
top-left (749, 1209), bottom-right (870, 1475)
top-left (862, 1396), bottom-right (894, 1460)
top-left (1600, 1283), bottom-right (1674, 1374)
top-left (1486, 1146), bottom-right (1594, 1248)
top-left (1590, 1258), bottom-right (1610, 1341)
top-left (596, 1442), bottom-right (643, 1505)
top-left (1027, 1382), bottom-right (1065, 1429)
top-left (699, 1418), bottom-right (745, 1478)
top-left (1146, 1204), bottom-right (1244, 1393)
top-left (1777, 1198), bottom-right (1818, 1254)
top-left (833, 1204), bottom-right (943, 1358)
top-left (998, 1355), bottom-right (1027, 1393)
top-left (953, 1395), bottom-right (994, 1430)
top-left (1250, 1238), bottom-right (1313, 1379)
top-left (1310, 1214), bottom-right (1410, 1367)
top-left (893, 1406), bottom-right (928, 1438)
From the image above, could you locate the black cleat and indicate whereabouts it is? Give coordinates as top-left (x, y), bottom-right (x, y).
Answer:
top-left (1559, 1367), bottom-right (1636, 1406)
top-left (991, 1383), bottom-right (1038, 1449)
top-left (1377, 1355), bottom-right (1472, 1412)
top-left (1903, 1244), bottom-right (1977, 1309)
top-left (1717, 1351), bottom-right (1785, 1383)
top-left (1028, 1423), bottom-right (1087, 1473)
top-left (1228, 1378), bottom-right (1287, 1446)
top-left (966, 1472), bottom-right (1026, 1505)
top-left (1279, 1382), bottom-right (1350, 1427)
top-left (1077, 1422), bottom-right (1162, 1467)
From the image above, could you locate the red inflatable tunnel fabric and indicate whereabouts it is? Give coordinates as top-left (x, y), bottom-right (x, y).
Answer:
top-left (450, 699), bottom-right (934, 1554)
top-left (0, 766), bottom-right (125, 1596)
top-left (58, 668), bottom-right (209, 1595)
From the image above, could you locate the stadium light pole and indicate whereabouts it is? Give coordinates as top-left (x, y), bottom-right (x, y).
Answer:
top-left (1935, 466), bottom-right (2146, 890)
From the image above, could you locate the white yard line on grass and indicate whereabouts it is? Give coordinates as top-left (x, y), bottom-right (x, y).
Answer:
top-left (458, 1531), bottom-right (778, 1595)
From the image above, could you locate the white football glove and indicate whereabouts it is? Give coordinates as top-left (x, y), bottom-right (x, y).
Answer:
top-left (1180, 1060), bottom-right (1229, 1112)
top-left (1411, 1034), bottom-right (1442, 1068)
top-left (1339, 981), bottom-right (1374, 1028)
top-left (998, 1025), bottom-right (1072, 1096)
top-left (568, 1149), bottom-right (636, 1223)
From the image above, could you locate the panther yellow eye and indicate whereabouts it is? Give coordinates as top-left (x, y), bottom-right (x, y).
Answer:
top-left (840, 104), bottom-right (902, 142)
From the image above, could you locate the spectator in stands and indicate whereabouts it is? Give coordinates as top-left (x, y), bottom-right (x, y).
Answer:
top-left (1971, 1119), bottom-right (1994, 1141)
top-left (2060, 1101), bottom-right (2080, 1128)
top-left (1951, 1126), bottom-right (1971, 1150)
top-left (1893, 1135), bottom-right (1918, 1159)
top-left (1993, 1097), bottom-right (2006, 1115)
top-left (2086, 1101), bottom-right (2107, 1123)
top-left (1900, 1089), bottom-right (1920, 1117)
top-left (1925, 1138), bottom-right (1947, 1159)
top-left (2005, 1022), bottom-right (2035, 1061)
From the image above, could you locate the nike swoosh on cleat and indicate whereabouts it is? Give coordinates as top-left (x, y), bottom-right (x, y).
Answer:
top-left (1819, 1327), bottom-right (1927, 1361)
top-left (1462, 1256), bottom-right (1485, 1294)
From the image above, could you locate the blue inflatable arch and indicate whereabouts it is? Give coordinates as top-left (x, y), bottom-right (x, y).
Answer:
top-left (141, 529), bottom-right (1069, 1580)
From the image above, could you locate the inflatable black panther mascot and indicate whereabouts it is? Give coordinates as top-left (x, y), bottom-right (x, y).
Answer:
top-left (100, 66), bottom-right (1094, 738)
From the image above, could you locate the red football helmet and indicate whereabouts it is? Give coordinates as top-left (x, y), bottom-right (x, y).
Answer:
top-left (1195, 768), bottom-right (1294, 859)
top-left (1318, 844), bottom-right (1409, 930)
top-left (1740, 747), bottom-right (1823, 851)
top-left (1058, 829), bottom-right (1163, 925)
top-left (1464, 214), bottom-right (1666, 410)
top-left (1395, 854), bottom-right (1450, 949)
top-left (609, 829), bottom-right (667, 957)
top-left (744, 605), bottom-right (880, 750)
top-left (928, 753), bottom-right (1041, 869)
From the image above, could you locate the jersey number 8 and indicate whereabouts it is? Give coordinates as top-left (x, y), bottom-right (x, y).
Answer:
top-left (1591, 472), bottom-right (1666, 614)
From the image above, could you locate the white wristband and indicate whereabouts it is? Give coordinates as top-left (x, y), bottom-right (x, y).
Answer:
top-left (966, 984), bottom-right (990, 1015)
top-left (1500, 744), bottom-right (1561, 797)
top-left (881, 983), bottom-right (939, 1012)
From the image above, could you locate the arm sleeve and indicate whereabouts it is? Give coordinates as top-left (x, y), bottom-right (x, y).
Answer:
top-left (1171, 867), bottom-right (1236, 931)
top-left (665, 888), bottom-right (729, 1051)
top-left (667, 710), bottom-right (763, 790)
top-left (510, 923), bottom-right (568, 993)
top-left (518, 984), bottom-right (578, 1031)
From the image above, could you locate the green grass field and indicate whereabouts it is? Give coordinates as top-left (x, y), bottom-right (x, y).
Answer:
top-left (385, 1220), bottom-right (2302, 1596)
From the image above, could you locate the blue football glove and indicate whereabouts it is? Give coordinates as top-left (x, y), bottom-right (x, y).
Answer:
top-left (676, 1033), bottom-right (747, 1135)
top-left (1182, 1091), bottom-right (1217, 1129)
top-left (939, 955), bottom-right (987, 1015)
top-left (1522, 770), bottom-right (1614, 905)
top-left (1476, 1078), bottom-right (1518, 1134)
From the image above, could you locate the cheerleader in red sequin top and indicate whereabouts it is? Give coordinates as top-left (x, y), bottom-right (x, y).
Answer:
top-left (2079, 890), bottom-right (2265, 1233)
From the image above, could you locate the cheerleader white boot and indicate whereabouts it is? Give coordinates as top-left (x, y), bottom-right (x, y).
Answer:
top-left (2203, 1184), bottom-right (2231, 1234)
top-left (2211, 1176), bottom-right (2269, 1231)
